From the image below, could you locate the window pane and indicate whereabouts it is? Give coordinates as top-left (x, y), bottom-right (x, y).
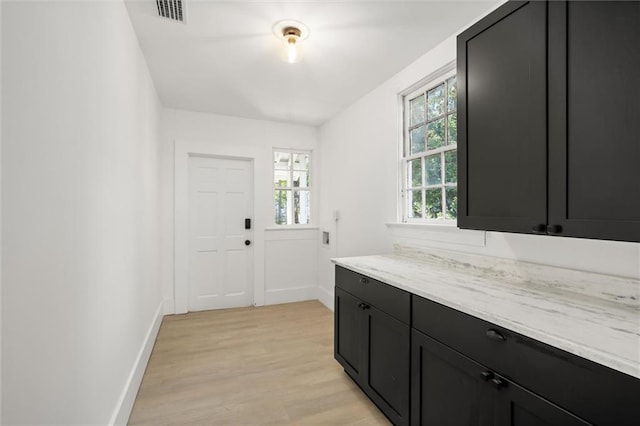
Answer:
top-left (447, 76), bottom-right (457, 112)
top-left (427, 118), bottom-right (445, 150)
top-left (409, 159), bottom-right (422, 188)
top-left (410, 94), bottom-right (425, 126)
top-left (293, 170), bottom-right (308, 188)
top-left (425, 154), bottom-right (442, 185)
top-left (293, 153), bottom-right (309, 171)
top-left (274, 169), bottom-right (289, 187)
top-left (425, 188), bottom-right (443, 219)
top-left (445, 150), bottom-right (457, 184)
top-left (274, 190), bottom-right (290, 225)
top-left (410, 126), bottom-right (425, 154)
top-left (294, 191), bottom-right (310, 224)
top-left (445, 187), bottom-right (457, 219)
top-left (447, 113), bottom-right (457, 145)
top-left (427, 84), bottom-right (445, 120)
top-left (408, 189), bottom-right (423, 218)
top-left (274, 152), bottom-right (291, 170)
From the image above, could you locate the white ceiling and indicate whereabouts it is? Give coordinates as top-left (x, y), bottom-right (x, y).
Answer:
top-left (125, 0), bottom-right (499, 126)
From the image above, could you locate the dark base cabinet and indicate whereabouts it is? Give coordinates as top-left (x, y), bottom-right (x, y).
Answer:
top-left (335, 265), bottom-right (640, 426)
top-left (334, 267), bottom-right (411, 425)
top-left (411, 330), bottom-right (591, 426)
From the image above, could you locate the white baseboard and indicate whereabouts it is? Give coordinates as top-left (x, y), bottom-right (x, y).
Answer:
top-left (317, 286), bottom-right (334, 311)
top-left (109, 300), bottom-right (164, 426)
top-left (163, 298), bottom-right (175, 315)
top-left (264, 286), bottom-right (318, 305)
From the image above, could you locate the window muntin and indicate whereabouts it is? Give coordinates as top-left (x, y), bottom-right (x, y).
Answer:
top-left (403, 75), bottom-right (457, 221)
top-left (274, 150), bottom-right (311, 225)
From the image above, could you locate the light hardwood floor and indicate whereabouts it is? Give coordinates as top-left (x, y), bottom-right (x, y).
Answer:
top-left (129, 300), bottom-right (390, 425)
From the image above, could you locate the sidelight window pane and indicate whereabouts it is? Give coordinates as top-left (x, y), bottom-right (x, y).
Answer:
top-left (408, 190), bottom-right (423, 218)
top-left (445, 150), bottom-right (457, 184)
top-left (274, 152), bottom-right (291, 170)
top-left (425, 188), bottom-right (443, 219)
top-left (425, 154), bottom-right (442, 186)
top-left (274, 170), bottom-right (289, 187)
top-left (410, 126), bottom-right (426, 154)
top-left (447, 113), bottom-right (457, 145)
top-left (445, 187), bottom-right (457, 219)
top-left (427, 118), bottom-right (445, 150)
top-left (409, 159), bottom-right (422, 188)
top-left (410, 94), bottom-right (426, 126)
top-left (427, 84), bottom-right (445, 119)
top-left (447, 76), bottom-right (457, 112)
top-left (293, 170), bottom-right (308, 188)
top-left (293, 153), bottom-right (309, 171)
top-left (294, 191), bottom-right (310, 225)
top-left (274, 190), bottom-right (290, 225)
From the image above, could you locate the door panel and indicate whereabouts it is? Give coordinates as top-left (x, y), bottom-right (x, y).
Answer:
top-left (365, 307), bottom-right (410, 425)
top-left (188, 156), bottom-right (253, 311)
top-left (494, 377), bottom-right (592, 426)
top-left (458, 1), bottom-right (547, 233)
top-left (548, 1), bottom-right (640, 241)
top-left (411, 329), bottom-right (492, 426)
top-left (334, 288), bottom-right (363, 381)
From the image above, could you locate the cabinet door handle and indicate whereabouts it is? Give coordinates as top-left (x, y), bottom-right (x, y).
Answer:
top-left (480, 371), bottom-right (493, 381)
top-left (531, 223), bottom-right (547, 234)
top-left (547, 225), bottom-right (563, 235)
top-left (491, 377), bottom-right (507, 389)
top-left (486, 329), bottom-right (506, 341)
top-left (359, 277), bottom-right (368, 284)
top-left (361, 303), bottom-right (371, 310)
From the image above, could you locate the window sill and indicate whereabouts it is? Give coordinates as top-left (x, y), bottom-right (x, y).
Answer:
top-left (385, 221), bottom-right (457, 229)
top-left (264, 226), bottom-right (319, 231)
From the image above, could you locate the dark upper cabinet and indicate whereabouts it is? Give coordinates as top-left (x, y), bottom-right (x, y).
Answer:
top-left (458, 0), bottom-right (640, 242)
top-left (457, 1), bottom-right (547, 235)
top-left (548, 1), bottom-right (640, 241)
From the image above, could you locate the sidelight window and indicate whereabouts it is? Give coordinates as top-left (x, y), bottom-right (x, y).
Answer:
top-left (274, 150), bottom-right (311, 225)
top-left (402, 73), bottom-right (457, 221)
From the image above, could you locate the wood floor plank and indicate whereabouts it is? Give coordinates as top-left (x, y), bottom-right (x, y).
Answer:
top-left (128, 301), bottom-right (390, 425)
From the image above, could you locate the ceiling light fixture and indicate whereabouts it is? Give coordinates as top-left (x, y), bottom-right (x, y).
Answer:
top-left (273, 20), bottom-right (309, 64)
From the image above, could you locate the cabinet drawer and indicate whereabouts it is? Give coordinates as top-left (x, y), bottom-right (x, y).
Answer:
top-left (335, 266), bottom-right (410, 324)
top-left (412, 295), bottom-right (640, 426)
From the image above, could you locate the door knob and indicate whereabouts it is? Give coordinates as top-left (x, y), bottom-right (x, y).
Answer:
top-left (245, 240), bottom-right (251, 246)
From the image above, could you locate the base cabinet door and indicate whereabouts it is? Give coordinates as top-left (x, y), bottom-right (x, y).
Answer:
top-left (494, 379), bottom-right (592, 426)
top-left (411, 330), bottom-right (492, 426)
top-left (365, 306), bottom-right (410, 426)
top-left (334, 287), bottom-right (363, 382)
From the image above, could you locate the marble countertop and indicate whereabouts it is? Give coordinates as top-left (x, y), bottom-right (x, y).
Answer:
top-left (333, 250), bottom-right (640, 379)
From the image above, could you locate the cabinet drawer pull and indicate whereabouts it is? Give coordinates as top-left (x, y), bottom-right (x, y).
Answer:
top-left (547, 224), bottom-right (563, 234)
top-left (486, 329), bottom-right (506, 341)
top-left (480, 371), bottom-right (493, 381)
top-left (491, 377), bottom-right (507, 389)
top-left (359, 277), bottom-right (368, 284)
top-left (531, 223), bottom-right (547, 234)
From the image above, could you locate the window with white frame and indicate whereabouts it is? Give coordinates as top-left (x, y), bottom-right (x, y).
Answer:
top-left (402, 73), bottom-right (457, 221)
top-left (273, 150), bottom-right (311, 225)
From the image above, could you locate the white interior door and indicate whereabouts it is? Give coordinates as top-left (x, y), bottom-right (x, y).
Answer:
top-left (188, 155), bottom-right (253, 312)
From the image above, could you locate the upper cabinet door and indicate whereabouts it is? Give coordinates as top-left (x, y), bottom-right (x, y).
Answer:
top-left (548, 1), bottom-right (640, 242)
top-left (457, 1), bottom-right (548, 234)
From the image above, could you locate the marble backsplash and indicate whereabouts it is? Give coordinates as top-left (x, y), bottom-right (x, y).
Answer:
top-left (393, 243), bottom-right (640, 308)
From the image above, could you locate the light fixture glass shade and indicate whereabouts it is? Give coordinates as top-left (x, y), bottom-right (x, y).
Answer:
top-left (273, 21), bottom-right (308, 64)
top-left (286, 37), bottom-right (298, 63)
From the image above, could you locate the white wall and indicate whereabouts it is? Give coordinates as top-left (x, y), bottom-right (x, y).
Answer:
top-left (2, 1), bottom-right (163, 424)
top-left (318, 20), bottom-right (640, 309)
top-left (160, 108), bottom-right (319, 312)
top-left (0, 0), bottom-right (3, 419)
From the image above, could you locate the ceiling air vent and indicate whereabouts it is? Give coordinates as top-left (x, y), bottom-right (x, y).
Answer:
top-left (156, 0), bottom-right (186, 23)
